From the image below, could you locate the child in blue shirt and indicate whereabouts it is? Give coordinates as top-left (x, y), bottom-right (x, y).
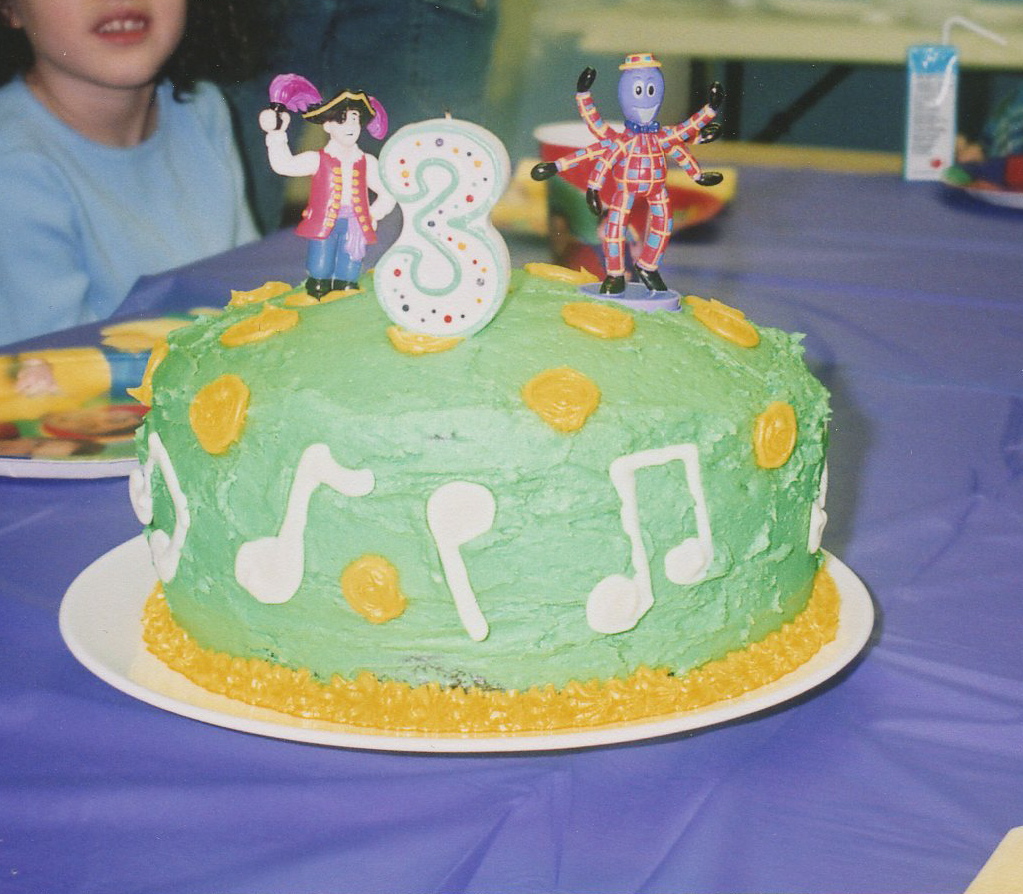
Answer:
top-left (0, 0), bottom-right (268, 345)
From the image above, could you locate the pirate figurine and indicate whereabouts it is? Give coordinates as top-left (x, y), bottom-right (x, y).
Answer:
top-left (259, 80), bottom-right (396, 298)
top-left (532, 54), bottom-right (724, 296)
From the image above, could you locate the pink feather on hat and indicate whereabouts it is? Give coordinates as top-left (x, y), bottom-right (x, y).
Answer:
top-left (268, 73), bottom-right (323, 113)
top-left (366, 97), bottom-right (388, 139)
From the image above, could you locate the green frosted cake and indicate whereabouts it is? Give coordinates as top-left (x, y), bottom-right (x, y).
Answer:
top-left (129, 267), bottom-right (835, 735)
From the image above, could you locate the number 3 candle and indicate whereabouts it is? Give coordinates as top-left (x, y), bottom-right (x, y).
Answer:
top-left (373, 117), bottom-right (511, 337)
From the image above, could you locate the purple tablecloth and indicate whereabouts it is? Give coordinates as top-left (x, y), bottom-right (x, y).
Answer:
top-left (2, 168), bottom-right (1021, 893)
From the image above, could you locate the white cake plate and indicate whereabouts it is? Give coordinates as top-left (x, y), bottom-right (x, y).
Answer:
top-left (60, 536), bottom-right (875, 753)
top-left (0, 455), bottom-right (137, 479)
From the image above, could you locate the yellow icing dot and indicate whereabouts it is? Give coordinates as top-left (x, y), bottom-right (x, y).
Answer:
top-left (685, 295), bottom-right (760, 348)
top-left (100, 317), bottom-right (190, 354)
top-left (386, 326), bottom-right (463, 355)
top-left (141, 566), bottom-right (839, 735)
top-left (285, 287), bottom-right (359, 308)
top-left (320, 286), bottom-right (361, 303)
top-left (283, 292), bottom-right (320, 308)
top-left (126, 339), bottom-right (169, 405)
top-left (228, 281), bottom-right (293, 307)
top-left (753, 401), bottom-right (798, 469)
top-left (561, 301), bottom-right (635, 339)
top-left (340, 555), bottom-right (409, 624)
top-left (523, 367), bottom-right (601, 433)
top-left (524, 262), bottom-right (600, 285)
top-left (189, 374), bottom-right (250, 454)
top-left (220, 304), bottom-right (299, 347)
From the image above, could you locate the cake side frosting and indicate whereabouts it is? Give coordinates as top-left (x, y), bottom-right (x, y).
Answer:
top-left (132, 270), bottom-right (831, 700)
top-left (139, 566), bottom-right (839, 734)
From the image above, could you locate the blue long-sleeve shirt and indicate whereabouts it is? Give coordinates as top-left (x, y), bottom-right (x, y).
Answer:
top-left (0, 78), bottom-right (258, 345)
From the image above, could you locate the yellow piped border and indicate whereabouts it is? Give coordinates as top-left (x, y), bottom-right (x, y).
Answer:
top-left (141, 568), bottom-right (839, 736)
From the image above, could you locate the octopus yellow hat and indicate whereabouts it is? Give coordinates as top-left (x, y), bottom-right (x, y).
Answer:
top-left (620, 52), bottom-right (662, 70)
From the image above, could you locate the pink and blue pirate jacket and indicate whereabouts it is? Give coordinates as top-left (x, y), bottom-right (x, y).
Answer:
top-left (295, 150), bottom-right (378, 244)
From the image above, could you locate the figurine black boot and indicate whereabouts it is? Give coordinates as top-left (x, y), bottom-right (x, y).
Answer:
top-left (599, 275), bottom-right (626, 295)
top-left (306, 277), bottom-right (332, 299)
top-left (635, 266), bottom-right (668, 293)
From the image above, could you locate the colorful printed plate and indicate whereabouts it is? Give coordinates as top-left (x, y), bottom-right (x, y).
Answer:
top-left (962, 187), bottom-right (1023, 210)
top-left (943, 158), bottom-right (1023, 211)
top-left (1, 314), bottom-right (203, 478)
top-left (0, 401), bottom-right (143, 478)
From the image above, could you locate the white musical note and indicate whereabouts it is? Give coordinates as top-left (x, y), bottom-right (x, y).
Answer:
top-left (235, 443), bottom-right (374, 604)
top-left (807, 462), bottom-right (828, 553)
top-left (426, 480), bottom-right (495, 641)
top-left (587, 444), bottom-right (713, 635)
top-left (130, 431), bottom-right (191, 583)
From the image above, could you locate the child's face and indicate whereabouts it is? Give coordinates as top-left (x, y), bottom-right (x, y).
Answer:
top-left (5, 0), bottom-right (187, 92)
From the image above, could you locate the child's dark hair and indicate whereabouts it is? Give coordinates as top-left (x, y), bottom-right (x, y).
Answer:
top-left (0, 0), bottom-right (273, 91)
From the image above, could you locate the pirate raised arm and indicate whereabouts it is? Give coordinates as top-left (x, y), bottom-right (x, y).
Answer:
top-left (258, 107), bottom-right (320, 178)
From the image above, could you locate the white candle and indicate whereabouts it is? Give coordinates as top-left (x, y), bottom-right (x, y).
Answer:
top-left (373, 117), bottom-right (511, 337)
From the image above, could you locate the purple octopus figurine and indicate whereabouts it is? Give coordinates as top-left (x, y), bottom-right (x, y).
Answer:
top-left (532, 53), bottom-right (724, 296)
